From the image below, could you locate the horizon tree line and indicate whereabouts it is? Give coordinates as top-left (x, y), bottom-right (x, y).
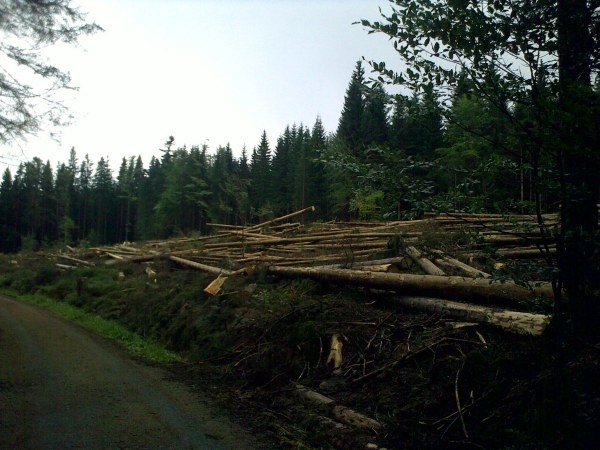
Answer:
top-left (0, 61), bottom-right (553, 252)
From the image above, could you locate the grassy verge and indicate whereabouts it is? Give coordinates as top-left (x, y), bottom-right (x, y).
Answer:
top-left (1, 288), bottom-right (180, 364)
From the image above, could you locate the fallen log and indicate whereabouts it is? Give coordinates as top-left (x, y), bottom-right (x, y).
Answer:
top-left (245, 205), bottom-right (315, 232)
top-left (168, 255), bottom-right (233, 275)
top-left (356, 264), bottom-right (401, 273)
top-left (57, 254), bottom-right (95, 267)
top-left (390, 296), bottom-right (550, 336)
top-left (267, 266), bottom-right (555, 309)
top-left (433, 255), bottom-right (491, 278)
top-left (204, 275), bottom-right (228, 296)
top-left (314, 256), bottom-right (409, 270)
top-left (405, 246), bottom-right (445, 276)
top-left (294, 383), bottom-right (382, 429)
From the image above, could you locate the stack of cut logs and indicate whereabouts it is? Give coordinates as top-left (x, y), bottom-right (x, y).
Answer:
top-left (57, 206), bottom-right (559, 337)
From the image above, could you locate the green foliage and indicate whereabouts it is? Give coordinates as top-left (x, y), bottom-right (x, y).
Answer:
top-left (0, 0), bottom-right (102, 144)
top-left (350, 188), bottom-right (384, 220)
top-left (20, 293), bottom-right (180, 363)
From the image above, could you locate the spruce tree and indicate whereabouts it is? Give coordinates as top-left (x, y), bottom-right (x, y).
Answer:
top-left (361, 84), bottom-right (389, 148)
top-left (77, 154), bottom-right (93, 241)
top-left (249, 131), bottom-right (272, 217)
top-left (92, 157), bottom-right (115, 244)
top-left (0, 169), bottom-right (18, 252)
top-left (337, 61), bottom-right (366, 156)
top-left (271, 126), bottom-right (293, 215)
top-left (309, 115), bottom-right (329, 217)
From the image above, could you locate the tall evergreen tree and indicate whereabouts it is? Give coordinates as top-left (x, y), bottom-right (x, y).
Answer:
top-left (249, 131), bottom-right (272, 218)
top-left (137, 156), bottom-right (162, 240)
top-left (291, 124), bottom-right (311, 211)
top-left (309, 115), bottom-right (329, 217)
top-left (92, 157), bottom-right (115, 244)
top-left (337, 61), bottom-right (366, 156)
top-left (0, 169), bottom-right (19, 252)
top-left (361, 84), bottom-right (389, 148)
top-left (55, 162), bottom-right (76, 244)
top-left (77, 154), bottom-right (93, 241)
top-left (271, 126), bottom-right (293, 215)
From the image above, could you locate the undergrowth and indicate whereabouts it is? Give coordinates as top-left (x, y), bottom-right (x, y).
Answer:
top-left (1, 252), bottom-right (598, 449)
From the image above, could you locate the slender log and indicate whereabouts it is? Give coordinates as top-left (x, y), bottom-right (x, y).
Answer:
top-left (57, 254), bottom-right (95, 267)
top-left (405, 246), bottom-right (446, 276)
top-left (168, 255), bottom-right (233, 275)
top-left (390, 296), bottom-right (550, 336)
top-left (356, 264), bottom-right (401, 273)
top-left (127, 253), bottom-right (164, 263)
top-left (267, 266), bottom-right (555, 309)
top-left (206, 223), bottom-right (246, 230)
top-left (314, 256), bottom-right (408, 269)
top-left (105, 252), bottom-right (126, 260)
top-left (460, 246), bottom-right (556, 259)
top-left (294, 383), bottom-right (382, 429)
top-left (434, 256), bottom-right (491, 278)
top-left (245, 205), bottom-right (315, 232)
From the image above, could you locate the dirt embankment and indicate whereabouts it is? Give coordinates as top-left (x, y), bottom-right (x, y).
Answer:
top-left (0, 294), bottom-right (270, 449)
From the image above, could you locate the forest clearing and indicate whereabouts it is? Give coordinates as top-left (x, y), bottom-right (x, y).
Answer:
top-left (2, 207), bottom-right (596, 449)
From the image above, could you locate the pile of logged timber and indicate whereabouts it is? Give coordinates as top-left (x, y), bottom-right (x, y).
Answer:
top-left (60, 206), bottom-right (557, 337)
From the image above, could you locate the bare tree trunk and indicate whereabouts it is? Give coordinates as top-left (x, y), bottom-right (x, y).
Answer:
top-left (557, 0), bottom-right (600, 342)
top-left (267, 265), bottom-right (554, 309)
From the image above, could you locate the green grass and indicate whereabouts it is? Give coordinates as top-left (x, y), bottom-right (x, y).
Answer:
top-left (7, 290), bottom-right (181, 364)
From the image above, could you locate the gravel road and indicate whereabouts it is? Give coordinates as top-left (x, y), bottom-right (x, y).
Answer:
top-left (0, 294), bottom-right (266, 449)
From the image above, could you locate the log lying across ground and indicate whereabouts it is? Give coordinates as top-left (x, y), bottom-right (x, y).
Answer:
top-left (168, 255), bottom-right (234, 275)
top-left (391, 296), bottom-right (549, 336)
top-left (267, 266), bottom-right (555, 310)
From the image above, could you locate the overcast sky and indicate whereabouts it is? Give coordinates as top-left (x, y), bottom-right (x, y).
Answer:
top-left (3, 0), bottom-right (402, 173)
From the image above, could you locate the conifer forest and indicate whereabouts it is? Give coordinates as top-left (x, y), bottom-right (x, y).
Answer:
top-left (0, 61), bottom-right (547, 253)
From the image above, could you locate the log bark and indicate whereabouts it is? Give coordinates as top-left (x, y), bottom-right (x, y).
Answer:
top-left (267, 265), bottom-right (555, 309)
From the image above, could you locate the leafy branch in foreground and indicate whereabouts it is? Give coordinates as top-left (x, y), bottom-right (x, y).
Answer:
top-left (0, 0), bottom-right (102, 144)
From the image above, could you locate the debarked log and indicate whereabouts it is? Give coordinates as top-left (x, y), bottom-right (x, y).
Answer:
top-left (405, 246), bottom-right (445, 276)
top-left (267, 266), bottom-right (556, 309)
top-left (391, 296), bottom-right (550, 336)
top-left (294, 383), bottom-right (382, 429)
top-left (168, 255), bottom-right (234, 275)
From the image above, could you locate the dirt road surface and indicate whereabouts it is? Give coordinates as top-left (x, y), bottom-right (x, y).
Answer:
top-left (0, 294), bottom-right (268, 449)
